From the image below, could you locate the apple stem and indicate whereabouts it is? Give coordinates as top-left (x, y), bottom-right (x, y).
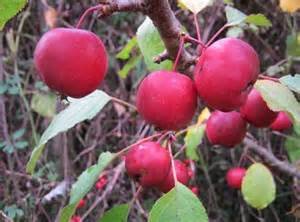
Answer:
top-left (193, 13), bottom-right (201, 42)
top-left (116, 133), bottom-right (163, 156)
top-left (172, 35), bottom-right (185, 71)
top-left (76, 5), bottom-right (103, 29)
top-left (206, 24), bottom-right (229, 46)
top-left (129, 185), bottom-right (143, 209)
top-left (168, 142), bottom-right (178, 185)
top-left (258, 74), bottom-right (280, 82)
top-left (111, 96), bottom-right (137, 110)
top-left (184, 35), bottom-right (206, 47)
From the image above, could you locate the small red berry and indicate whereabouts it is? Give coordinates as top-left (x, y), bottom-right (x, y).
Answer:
top-left (76, 199), bottom-right (85, 209)
top-left (125, 142), bottom-right (171, 187)
top-left (157, 160), bottom-right (190, 193)
top-left (189, 186), bottom-right (199, 196)
top-left (270, 111), bottom-right (293, 131)
top-left (71, 216), bottom-right (82, 222)
top-left (95, 181), bottom-right (106, 190)
top-left (226, 167), bottom-right (246, 189)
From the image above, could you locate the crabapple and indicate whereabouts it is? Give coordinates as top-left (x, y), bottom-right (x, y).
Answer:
top-left (189, 186), bottom-right (199, 196)
top-left (71, 216), bottom-right (82, 222)
top-left (226, 167), bottom-right (246, 189)
top-left (76, 199), bottom-right (85, 209)
top-left (34, 28), bottom-right (108, 98)
top-left (270, 111), bottom-right (293, 131)
top-left (240, 88), bottom-right (278, 127)
top-left (136, 71), bottom-right (198, 130)
top-left (206, 111), bottom-right (247, 147)
top-left (194, 38), bottom-right (260, 111)
top-left (157, 160), bottom-right (189, 193)
top-left (125, 142), bottom-right (171, 187)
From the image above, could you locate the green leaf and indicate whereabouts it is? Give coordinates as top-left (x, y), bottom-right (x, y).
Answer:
top-left (285, 135), bottom-right (300, 163)
top-left (286, 33), bottom-right (300, 57)
top-left (60, 152), bottom-right (115, 222)
top-left (31, 92), bottom-right (57, 118)
top-left (245, 14), bottom-right (272, 27)
top-left (242, 163), bottom-right (276, 210)
top-left (118, 55), bottom-right (142, 79)
top-left (255, 80), bottom-right (300, 123)
top-left (26, 90), bottom-right (111, 174)
top-left (98, 204), bottom-right (129, 222)
top-left (280, 74), bottom-right (300, 94)
top-left (149, 182), bottom-right (208, 222)
top-left (225, 6), bottom-right (247, 26)
top-left (178, 0), bottom-right (213, 14)
top-left (0, 0), bottom-right (28, 30)
top-left (12, 128), bottom-right (25, 140)
top-left (226, 26), bottom-right (244, 38)
top-left (136, 17), bottom-right (172, 71)
top-left (15, 141), bottom-right (28, 149)
top-left (184, 124), bottom-right (205, 161)
top-left (116, 37), bottom-right (138, 60)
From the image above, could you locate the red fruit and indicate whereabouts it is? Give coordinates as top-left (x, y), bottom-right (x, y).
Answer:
top-left (136, 71), bottom-right (198, 130)
top-left (125, 142), bottom-right (171, 187)
top-left (34, 28), bottom-right (108, 98)
top-left (187, 168), bottom-right (194, 179)
top-left (226, 167), bottom-right (246, 189)
top-left (76, 199), bottom-right (85, 209)
top-left (157, 160), bottom-right (190, 193)
top-left (95, 178), bottom-right (107, 190)
top-left (194, 38), bottom-right (259, 111)
top-left (270, 111), bottom-right (293, 131)
top-left (206, 111), bottom-right (247, 147)
top-left (71, 216), bottom-right (82, 222)
top-left (189, 186), bottom-right (199, 196)
top-left (240, 88), bottom-right (278, 127)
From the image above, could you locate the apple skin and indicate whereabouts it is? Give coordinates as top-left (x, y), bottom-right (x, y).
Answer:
top-left (240, 88), bottom-right (278, 128)
top-left (270, 111), bottom-right (293, 131)
top-left (157, 160), bottom-right (189, 193)
top-left (226, 167), bottom-right (246, 189)
top-left (34, 28), bottom-right (108, 98)
top-left (206, 111), bottom-right (247, 147)
top-left (136, 71), bottom-right (198, 130)
top-left (194, 37), bottom-right (260, 112)
top-left (125, 142), bottom-right (171, 187)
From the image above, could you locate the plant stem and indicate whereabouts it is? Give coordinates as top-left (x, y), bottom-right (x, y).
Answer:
top-left (206, 24), bottom-right (229, 46)
top-left (193, 13), bottom-right (201, 41)
top-left (75, 5), bottom-right (102, 29)
top-left (168, 142), bottom-right (178, 184)
top-left (258, 75), bottom-right (279, 82)
top-left (172, 35), bottom-right (185, 71)
top-left (111, 96), bottom-right (137, 110)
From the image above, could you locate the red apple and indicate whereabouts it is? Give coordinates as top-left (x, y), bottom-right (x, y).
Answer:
top-left (194, 38), bottom-right (260, 111)
top-left (157, 160), bottom-right (189, 193)
top-left (270, 111), bottom-right (293, 131)
top-left (136, 71), bottom-right (198, 130)
top-left (125, 142), bottom-right (171, 187)
top-left (240, 88), bottom-right (278, 127)
top-left (206, 111), bottom-right (247, 147)
top-left (34, 28), bottom-right (108, 98)
top-left (226, 167), bottom-right (246, 189)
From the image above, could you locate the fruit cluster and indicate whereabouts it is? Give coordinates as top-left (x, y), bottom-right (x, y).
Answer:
top-left (34, 20), bottom-right (293, 195)
top-left (125, 141), bottom-right (195, 192)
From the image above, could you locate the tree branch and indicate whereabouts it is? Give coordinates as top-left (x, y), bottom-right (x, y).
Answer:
top-left (96, 0), bottom-right (194, 71)
top-left (144, 0), bottom-right (193, 70)
top-left (244, 138), bottom-right (300, 180)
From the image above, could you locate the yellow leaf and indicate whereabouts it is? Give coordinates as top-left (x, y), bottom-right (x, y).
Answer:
top-left (280, 0), bottom-right (300, 13)
top-left (197, 107), bottom-right (211, 125)
top-left (44, 6), bottom-right (57, 28)
top-left (178, 0), bottom-right (213, 14)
